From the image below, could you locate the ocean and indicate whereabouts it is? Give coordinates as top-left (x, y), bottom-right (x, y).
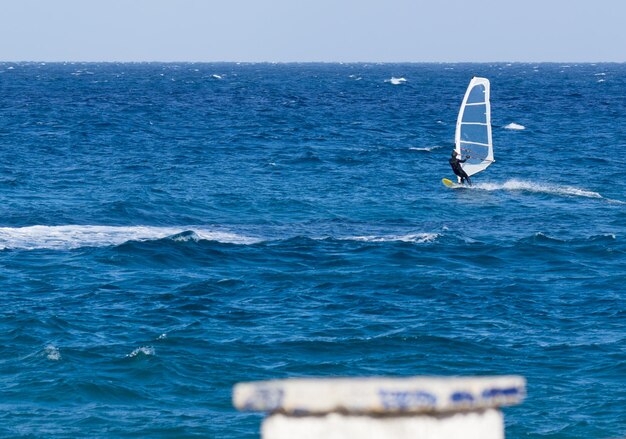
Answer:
top-left (0, 62), bottom-right (625, 438)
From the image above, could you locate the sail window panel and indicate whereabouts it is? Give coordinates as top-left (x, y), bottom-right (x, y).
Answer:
top-left (460, 124), bottom-right (489, 145)
top-left (461, 104), bottom-right (487, 123)
top-left (460, 142), bottom-right (489, 161)
top-left (466, 85), bottom-right (487, 104)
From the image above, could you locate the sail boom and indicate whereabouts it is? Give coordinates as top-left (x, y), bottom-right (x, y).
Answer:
top-left (460, 140), bottom-right (490, 147)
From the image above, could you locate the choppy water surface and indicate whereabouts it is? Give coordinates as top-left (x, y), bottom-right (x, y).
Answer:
top-left (1, 63), bottom-right (625, 438)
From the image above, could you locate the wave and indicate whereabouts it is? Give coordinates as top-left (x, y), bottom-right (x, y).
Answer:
top-left (127, 346), bottom-right (155, 358)
top-left (472, 179), bottom-right (615, 200)
top-left (385, 77), bottom-right (406, 85)
top-left (45, 345), bottom-right (61, 361)
top-left (518, 232), bottom-right (621, 251)
top-left (409, 145), bottom-right (445, 152)
top-left (0, 226), bottom-right (444, 251)
top-left (342, 233), bottom-right (439, 243)
top-left (504, 123), bottom-right (525, 130)
top-left (0, 225), bottom-right (260, 250)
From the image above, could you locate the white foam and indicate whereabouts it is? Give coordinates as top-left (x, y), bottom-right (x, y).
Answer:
top-left (45, 344), bottom-right (61, 361)
top-left (474, 179), bottom-right (603, 199)
top-left (170, 231), bottom-right (201, 242)
top-left (345, 233), bottom-right (439, 243)
top-left (504, 123), bottom-right (525, 130)
top-left (597, 79), bottom-right (605, 83)
top-left (385, 77), bottom-right (406, 85)
top-left (127, 346), bottom-right (155, 358)
top-left (594, 72), bottom-right (606, 76)
top-left (0, 225), bottom-right (260, 250)
top-left (211, 74), bottom-right (223, 79)
top-left (409, 145), bottom-right (444, 152)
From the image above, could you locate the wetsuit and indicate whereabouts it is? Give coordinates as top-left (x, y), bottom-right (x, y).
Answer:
top-left (449, 155), bottom-right (472, 185)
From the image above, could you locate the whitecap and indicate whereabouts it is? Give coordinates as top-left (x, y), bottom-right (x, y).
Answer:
top-left (594, 72), bottom-right (606, 76)
top-left (127, 346), bottom-right (155, 358)
top-left (211, 74), bottom-right (223, 79)
top-left (344, 233), bottom-right (439, 243)
top-left (504, 123), bottom-right (525, 130)
top-left (409, 145), bottom-right (444, 152)
top-left (0, 225), bottom-right (261, 250)
top-left (385, 77), bottom-right (406, 85)
top-left (597, 79), bottom-right (605, 83)
top-left (169, 231), bottom-right (201, 242)
top-left (607, 198), bottom-right (626, 205)
top-left (45, 344), bottom-right (61, 361)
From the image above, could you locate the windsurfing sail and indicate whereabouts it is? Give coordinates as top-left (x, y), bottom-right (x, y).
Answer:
top-left (455, 77), bottom-right (493, 177)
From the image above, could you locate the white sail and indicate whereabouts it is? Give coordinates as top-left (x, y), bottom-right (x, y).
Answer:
top-left (455, 77), bottom-right (493, 177)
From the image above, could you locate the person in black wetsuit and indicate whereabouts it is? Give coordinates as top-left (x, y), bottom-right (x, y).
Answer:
top-left (449, 150), bottom-right (472, 185)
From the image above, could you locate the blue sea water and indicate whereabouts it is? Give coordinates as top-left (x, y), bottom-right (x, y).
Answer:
top-left (0, 62), bottom-right (625, 438)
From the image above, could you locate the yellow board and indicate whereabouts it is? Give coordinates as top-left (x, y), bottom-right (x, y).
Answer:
top-left (442, 178), bottom-right (463, 189)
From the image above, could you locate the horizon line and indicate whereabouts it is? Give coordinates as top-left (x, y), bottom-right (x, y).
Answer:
top-left (1, 60), bottom-right (625, 65)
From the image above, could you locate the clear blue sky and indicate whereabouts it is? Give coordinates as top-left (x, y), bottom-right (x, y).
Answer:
top-left (1, 0), bottom-right (624, 62)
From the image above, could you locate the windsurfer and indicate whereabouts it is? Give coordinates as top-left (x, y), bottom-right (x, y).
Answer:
top-left (449, 151), bottom-right (472, 186)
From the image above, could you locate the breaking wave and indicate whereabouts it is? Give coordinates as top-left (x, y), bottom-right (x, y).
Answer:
top-left (45, 345), bottom-right (61, 361)
top-left (0, 225), bottom-right (444, 251)
top-left (127, 346), bottom-right (155, 358)
top-left (342, 233), bottom-right (439, 243)
top-left (409, 145), bottom-right (445, 152)
top-left (0, 225), bottom-right (260, 250)
top-left (385, 77), bottom-right (406, 85)
top-left (504, 123), bottom-right (525, 130)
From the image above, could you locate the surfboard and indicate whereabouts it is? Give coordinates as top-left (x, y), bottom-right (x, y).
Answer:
top-left (442, 178), bottom-right (464, 189)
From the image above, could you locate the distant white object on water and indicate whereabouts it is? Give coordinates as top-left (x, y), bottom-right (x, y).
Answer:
top-left (385, 77), bottom-right (406, 85)
top-left (504, 123), bottom-right (525, 130)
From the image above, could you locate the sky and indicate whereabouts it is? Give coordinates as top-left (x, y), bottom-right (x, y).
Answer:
top-left (0, 0), bottom-right (624, 62)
